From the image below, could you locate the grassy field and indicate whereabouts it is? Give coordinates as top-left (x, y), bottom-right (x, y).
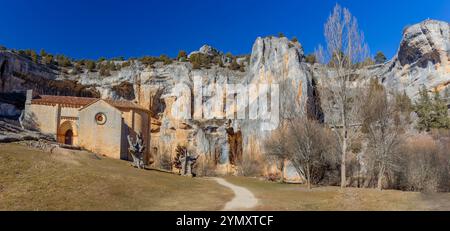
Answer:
top-left (2, 142), bottom-right (450, 211)
top-left (225, 176), bottom-right (450, 211)
top-left (0, 143), bottom-right (233, 211)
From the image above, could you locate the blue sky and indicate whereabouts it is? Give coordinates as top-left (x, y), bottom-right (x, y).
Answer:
top-left (0, 0), bottom-right (448, 60)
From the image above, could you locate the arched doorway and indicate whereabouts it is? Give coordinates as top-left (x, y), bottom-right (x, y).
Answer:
top-left (57, 120), bottom-right (78, 146)
top-left (64, 129), bottom-right (73, 145)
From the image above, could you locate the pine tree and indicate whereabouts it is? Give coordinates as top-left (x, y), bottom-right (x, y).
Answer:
top-left (40, 49), bottom-right (47, 57)
top-left (431, 90), bottom-right (450, 129)
top-left (30, 50), bottom-right (38, 63)
top-left (415, 86), bottom-right (433, 131)
top-left (177, 50), bottom-right (187, 61)
top-left (374, 51), bottom-right (387, 64)
top-left (414, 86), bottom-right (450, 131)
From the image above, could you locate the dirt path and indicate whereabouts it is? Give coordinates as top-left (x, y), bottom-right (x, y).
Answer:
top-left (213, 177), bottom-right (258, 210)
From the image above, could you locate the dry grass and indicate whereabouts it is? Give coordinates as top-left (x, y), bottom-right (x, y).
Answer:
top-left (225, 176), bottom-right (450, 211)
top-left (0, 143), bottom-right (233, 211)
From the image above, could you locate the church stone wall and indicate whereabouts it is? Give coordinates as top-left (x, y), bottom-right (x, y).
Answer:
top-left (25, 104), bottom-right (58, 136)
top-left (78, 100), bottom-right (123, 159)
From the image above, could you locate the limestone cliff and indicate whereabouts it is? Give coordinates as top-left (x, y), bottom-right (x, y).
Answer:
top-left (1, 19), bottom-right (448, 176)
top-left (371, 19), bottom-right (450, 97)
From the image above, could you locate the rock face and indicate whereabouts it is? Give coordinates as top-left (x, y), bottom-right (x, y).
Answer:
top-left (0, 36), bottom-right (316, 178)
top-left (188, 44), bottom-right (222, 58)
top-left (0, 51), bottom-right (100, 97)
top-left (240, 36), bottom-right (317, 154)
top-left (2, 19), bottom-right (446, 178)
top-left (372, 20), bottom-right (450, 98)
top-left (0, 119), bottom-right (54, 143)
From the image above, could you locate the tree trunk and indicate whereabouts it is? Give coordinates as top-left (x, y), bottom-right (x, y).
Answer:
top-left (307, 166), bottom-right (312, 190)
top-left (340, 129), bottom-right (347, 188)
top-left (280, 159), bottom-right (285, 183)
top-left (377, 164), bottom-right (385, 190)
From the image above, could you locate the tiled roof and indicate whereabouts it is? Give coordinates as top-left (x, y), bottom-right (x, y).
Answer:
top-left (104, 99), bottom-right (149, 112)
top-left (31, 95), bottom-right (96, 107)
top-left (31, 95), bottom-right (149, 112)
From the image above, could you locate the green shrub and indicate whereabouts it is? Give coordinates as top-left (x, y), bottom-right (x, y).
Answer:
top-left (30, 50), bottom-right (38, 62)
top-left (177, 50), bottom-right (187, 61)
top-left (85, 60), bottom-right (96, 71)
top-left (56, 55), bottom-right (71, 67)
top-left (305, 54), bottom-right (316, 64)
top-left (160, 54), bottom-right (172, 65)
top-left (43, 55), bottom-right (54, 65)
top-left (112, 56), bottom-right (125, 61)
top-left (121, 61), bottom-right (131, 68)
top-left (189, 53), bottom-right (211, 69)
top-left (374, 51), bottom-right (387, 64)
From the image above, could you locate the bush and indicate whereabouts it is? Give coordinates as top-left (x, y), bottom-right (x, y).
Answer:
top-left (72, 63), bottom-right (82, 75)
top-left (291, 36), bottom-right (298, 43)
top-left (140, 55), bottom-right (172, 66)
top-left (112, 56), bottom-right (124, 61)
top-left (121, 61), bottom-right (132, 68)
top-left (85, 60), bottom-right (96, 71)
top-left (236, 155), bottom-right (263, 177)
top-left (159, 54), bottom-right (172, 65)
top-left (42, 55), bottom-right (54, 65)
top-left (56, 55), bottom-right (71, 67)
top-left (225, 52), bottom-right (233, 59)
top-left (194, 156), bottom-right (217, 177)
top-left (30, 50), bottom-right (38, 62)
top-left (140, 56), bottom-right (156, 66)
top-left (396, 136), bottom-right (450, 192)
top-left (39, 49), bottom-right (47, 57)
top-left (374, 51), bottom-right (387, 64)
top-left (305, 54), bottom-right (316, 64)
top-left (177, 50), bottom-right (187, 61)
top-left (189, 53), bottom-right (211, 69)
top-left (155, 152), bottom-right (172, 171)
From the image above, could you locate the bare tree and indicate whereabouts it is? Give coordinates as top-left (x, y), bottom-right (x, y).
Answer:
top-left (315, 3), bottom-right (369, 188)
top-left (361, 79), bottom-right (402, 190)
top-left (264, 126), bottom-right (290, 182)
top-left (265, 118), bottom-right (337, 189)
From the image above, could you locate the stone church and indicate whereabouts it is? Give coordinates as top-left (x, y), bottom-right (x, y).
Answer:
top-left (23, 90), bottom-right (151, 161)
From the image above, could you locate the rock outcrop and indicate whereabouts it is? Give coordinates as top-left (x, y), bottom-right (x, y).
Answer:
top-left (371, 19), bottom-right (450, 98)
top-left (0, 119), bottom-right (54, 143)
top-left (0, 51), bottom-right (100, 97)
top-left (188, 44), bottom-right (222, 58)
top-left (1, 19), bottom-right (446, 178)
top-left (0, 36), bottom-right (316, 177)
